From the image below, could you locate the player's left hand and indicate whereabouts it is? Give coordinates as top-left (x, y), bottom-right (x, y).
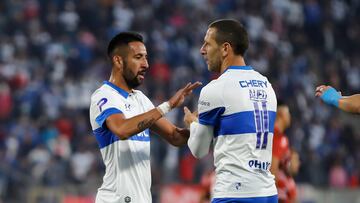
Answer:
top-left (183, 106), bottom-right (198, 128)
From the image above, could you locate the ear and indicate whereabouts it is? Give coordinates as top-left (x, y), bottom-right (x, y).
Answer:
top-left (222, 42), bottom-right (231, 57)
top-left (277, 107), bottom-right (287, 121)
top-left (112, 55), bottom-right (123, 68)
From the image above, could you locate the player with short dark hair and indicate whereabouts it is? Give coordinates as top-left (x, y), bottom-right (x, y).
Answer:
top-left (208, 19), bottom-right (249, 56)
top-left (107, 32), bottom-right (144, 58)
top-left (89, 31), bottom-right (201, 203)
top-left (184, 19), bottom-right (278, 203)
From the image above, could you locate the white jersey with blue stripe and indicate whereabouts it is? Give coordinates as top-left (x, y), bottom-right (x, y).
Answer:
top-left (198, 66), bottom-right (277, 199)
top-left (89, 81), bottom-right (154, 203)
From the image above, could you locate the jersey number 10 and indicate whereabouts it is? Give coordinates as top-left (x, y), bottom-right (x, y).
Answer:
top-left (253, 102), bottom-right (269, 150)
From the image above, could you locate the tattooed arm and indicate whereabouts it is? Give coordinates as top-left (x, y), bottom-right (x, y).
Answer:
top-left (107, 109), bottom-right (190, 146)
top-left (106, 109), bottom-right (162, 140)
top-left (106, 82), bottom-right (202, 140)
top-left (150, 118), bottom-right (190, 146)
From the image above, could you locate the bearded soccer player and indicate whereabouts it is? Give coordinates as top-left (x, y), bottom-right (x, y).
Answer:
top-left (89, 32), bottom-right (201, 203)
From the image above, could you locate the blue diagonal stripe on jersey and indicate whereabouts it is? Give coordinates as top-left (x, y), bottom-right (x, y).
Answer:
top-left (93, 128), bottom-right (150, 149)
top-left (95, 108), bottom-right (123, 128)
top-left (129, 129), bottom-right (150, 141)
top-left (199, 107), bottom-right (225, 126)
top-left (93, 127), bottom-right (119, 148)
top-left (214, 111), bottom-right (276, 137)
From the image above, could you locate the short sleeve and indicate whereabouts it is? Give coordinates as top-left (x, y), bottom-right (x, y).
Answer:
top-left (90, 89), bottom-right (124, 128)
top-left (198, 83), bottom-right (225, 126)
top-left (138, 91), bottom-right (155, 111)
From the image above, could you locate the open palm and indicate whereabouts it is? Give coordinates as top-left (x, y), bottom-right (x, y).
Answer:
top-left (169, 82), bottom-right (202, 108)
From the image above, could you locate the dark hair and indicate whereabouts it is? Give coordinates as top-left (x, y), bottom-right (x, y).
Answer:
top-left (107, 32), bottom-right (144, 58)
top-left (277, 99), bottom-right (285, 107)
top-left (209, 19), bottom-right (249, 56)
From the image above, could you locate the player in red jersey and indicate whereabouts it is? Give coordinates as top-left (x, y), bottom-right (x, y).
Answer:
top-left (271, 102), bottom-right (300, 203)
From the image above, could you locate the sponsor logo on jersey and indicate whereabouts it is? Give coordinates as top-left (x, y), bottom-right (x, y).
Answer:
top-left (97, 98), bottom-right (108, 112)
top-left (199, 100), bottom-right (210, 106)
top-left (125, 103), bottom-right (131, 111)
top-left (248, 159), bottom-right (271, 171)
top-left (239, 80), bottom-right (268, 88)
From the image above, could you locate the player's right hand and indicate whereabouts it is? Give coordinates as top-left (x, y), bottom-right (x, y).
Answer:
top-left (315, 85), bottom-right (341, 107)
top-left (183, 107), bottom-right (198, 128)
top-left (168, 82), bottom-right (202, 108)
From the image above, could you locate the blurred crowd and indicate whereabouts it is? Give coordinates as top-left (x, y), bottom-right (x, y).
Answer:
top-left (0, 0), bottom-right (359, 202)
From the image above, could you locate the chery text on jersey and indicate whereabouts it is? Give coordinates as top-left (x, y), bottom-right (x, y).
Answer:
top-left (198, 66), bottom-right (277, 199)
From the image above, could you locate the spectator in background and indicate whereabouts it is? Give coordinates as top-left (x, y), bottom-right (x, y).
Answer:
top-left (271, 102), bottom-right (300, 203)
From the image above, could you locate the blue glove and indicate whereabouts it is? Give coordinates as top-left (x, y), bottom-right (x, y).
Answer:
top-left (321, 87), bottom-right (341, 107)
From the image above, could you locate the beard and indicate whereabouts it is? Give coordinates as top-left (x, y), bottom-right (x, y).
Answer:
top-left (123, 61), bottom-right (142, 89)
top-left (206, 50), bottom-right (222, 73)
top-left (208, 58), bottom-right (221, 73)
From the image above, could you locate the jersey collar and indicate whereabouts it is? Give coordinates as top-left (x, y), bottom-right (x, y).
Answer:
top-left (104, 81), bottom-right (129, 98)
top-left (226, 65), bottom-right (253, 71)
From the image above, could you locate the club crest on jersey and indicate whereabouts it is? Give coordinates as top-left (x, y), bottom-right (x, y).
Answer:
top-left (125, 196), bottom-right (131, 203)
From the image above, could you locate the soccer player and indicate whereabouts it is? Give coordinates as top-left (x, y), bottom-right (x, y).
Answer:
top-left (270, 102), bottom-right (299, 203)
top-left (89, 32), bottom-right (201, 203)
top-left (315, 85), bottom-right (360, 114)
top-left (184, 19), bottom-right (278, 203)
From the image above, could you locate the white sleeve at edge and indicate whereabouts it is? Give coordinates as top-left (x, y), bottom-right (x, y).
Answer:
top-left (187, 122), bottom-right (213, 159)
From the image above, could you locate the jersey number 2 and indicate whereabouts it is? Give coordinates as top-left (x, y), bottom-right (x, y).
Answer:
top-left (253, 102), bottom-right (269, 150)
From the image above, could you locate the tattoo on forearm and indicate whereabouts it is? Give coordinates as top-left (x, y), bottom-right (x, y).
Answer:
top-left (137, 118), bottom-right (156, 130)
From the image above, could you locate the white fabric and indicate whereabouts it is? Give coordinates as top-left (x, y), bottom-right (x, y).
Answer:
top-left (89, 82), bottom-right (154, 203)
top-left (188, 67), bottom-right (278, 198)
top-left (188, 122), bottom-right (213, 158)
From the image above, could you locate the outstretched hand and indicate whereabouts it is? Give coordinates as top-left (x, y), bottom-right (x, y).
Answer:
top-left (168, 82), bottom-right (202, 108)
top-left (315, 85), bottom-right (330, 97)
top-left (315, 85), bottom-right (342, 97)
top-left (315, 85), bottom-right (342, 107)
